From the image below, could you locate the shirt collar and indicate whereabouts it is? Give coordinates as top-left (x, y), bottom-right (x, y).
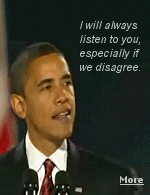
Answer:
top-left (26, 132), bottom-right (67, 172)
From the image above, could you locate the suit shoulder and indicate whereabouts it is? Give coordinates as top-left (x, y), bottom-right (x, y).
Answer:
top-left (77, 146), bottom-right (137, 177)
top-left (76, 146), bottom-right (143, 194)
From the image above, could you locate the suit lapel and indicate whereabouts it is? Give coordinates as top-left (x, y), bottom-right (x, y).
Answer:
top-left (4, 139), bottom-right (29, 195)
top-left (67, 140), bottom-right (84, 194)
top-left (14, 138), bottom-right (29, 170)
top-left (67, 140), bottom-right (80, 178)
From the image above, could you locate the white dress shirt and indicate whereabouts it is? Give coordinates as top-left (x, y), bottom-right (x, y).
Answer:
top-left (25, 132), bottom-right (67, 194)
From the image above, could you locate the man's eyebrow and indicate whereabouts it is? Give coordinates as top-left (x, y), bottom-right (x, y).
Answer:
top-left (37, 74), bottom-right (72, 87)
top-left (61, 73), bottom-right (72, 80)
top-left (37, 78), bottom-right (53, 87)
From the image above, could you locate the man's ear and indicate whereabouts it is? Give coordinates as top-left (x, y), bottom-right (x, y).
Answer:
top-left (11, 94), bottom-right (27, 119)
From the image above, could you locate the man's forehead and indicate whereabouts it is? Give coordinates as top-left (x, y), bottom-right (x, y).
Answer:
top-left (27, 53), bottom-right (70, 78)
top-left (30, 52), bottom-right (67, 64)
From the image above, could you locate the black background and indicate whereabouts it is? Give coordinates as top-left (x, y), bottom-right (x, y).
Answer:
top-left (5, 0), bottom-right (150, 191)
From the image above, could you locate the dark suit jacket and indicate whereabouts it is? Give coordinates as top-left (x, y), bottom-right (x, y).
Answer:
top-left (0, 139), bottom-right (143, 195)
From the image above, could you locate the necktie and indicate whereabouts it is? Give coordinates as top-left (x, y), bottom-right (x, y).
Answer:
top-left (40, 159), bottom-right (55, 195)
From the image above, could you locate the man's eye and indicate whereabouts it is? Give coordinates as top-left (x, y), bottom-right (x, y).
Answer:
top-left (41, 85), bottom-right (52, 90)
top-left (45, 85), bottom-right (51, 89)
top-left (65, 81), bottom-right (72, 86)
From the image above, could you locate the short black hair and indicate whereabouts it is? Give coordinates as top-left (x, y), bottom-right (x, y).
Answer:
top-left (10, 42), bottom-right (64, 96)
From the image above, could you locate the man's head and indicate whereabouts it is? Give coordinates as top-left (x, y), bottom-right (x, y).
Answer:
top-left (10, 42), bottom-right (63, 96)
top-left (10, 42), bottom-right (76, 145)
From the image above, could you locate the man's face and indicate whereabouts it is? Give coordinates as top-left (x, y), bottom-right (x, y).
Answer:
top-left (23, 53), bottom-right (75, 142)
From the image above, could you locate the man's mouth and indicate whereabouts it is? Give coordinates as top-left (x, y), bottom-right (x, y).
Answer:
top-left (52, 109), bottom-right (71, 120)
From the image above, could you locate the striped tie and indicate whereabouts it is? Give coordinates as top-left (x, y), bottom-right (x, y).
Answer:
top-left (40, 159), bottom-right (55, 195)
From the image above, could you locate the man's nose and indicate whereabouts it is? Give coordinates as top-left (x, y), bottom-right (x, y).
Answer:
top-left (54, 86), bottom-right (69, 105)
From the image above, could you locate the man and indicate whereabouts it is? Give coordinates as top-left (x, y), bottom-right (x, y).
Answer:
top-left (0, 42), bottom-right (143, 194)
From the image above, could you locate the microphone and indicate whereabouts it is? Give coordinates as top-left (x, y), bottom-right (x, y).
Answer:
top-left (22, 169), bottom-right (39, 195)
top-left (54, 171), bottom-right (72, 195)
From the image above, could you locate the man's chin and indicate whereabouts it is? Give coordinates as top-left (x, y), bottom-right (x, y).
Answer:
top-left (47, 128), bottom-right (73, 142)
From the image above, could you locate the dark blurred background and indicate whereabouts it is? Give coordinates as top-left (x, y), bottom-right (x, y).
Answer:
top-left (4, 0), bottom-right (150, 191)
